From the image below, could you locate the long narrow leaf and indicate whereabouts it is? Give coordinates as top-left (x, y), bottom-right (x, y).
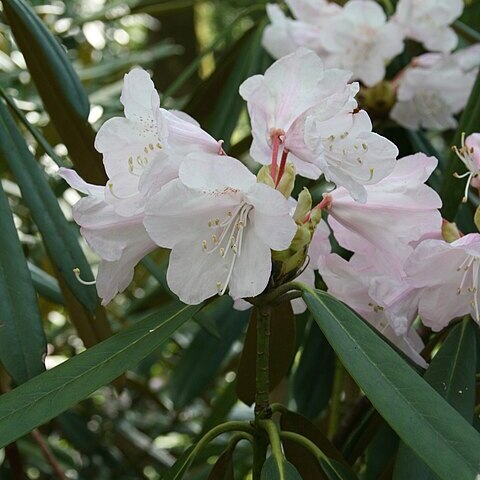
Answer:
top-left (0, 183), bottom-right (46, 384)
top-left (0, 302), bottom-right (200, 448)
top-left (2, 0), bottom-right (106, 184)
top-left (0, 98), bottom-right (98, 313)
top-left (304, 289), bottom-right (480, 480)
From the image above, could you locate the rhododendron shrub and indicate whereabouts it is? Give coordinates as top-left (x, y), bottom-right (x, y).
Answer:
top-left (0, 1), bottom-right (480, 479)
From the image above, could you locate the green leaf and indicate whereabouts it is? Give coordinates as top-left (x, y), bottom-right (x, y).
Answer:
top-left (280, 410), bottom-right (353, 480)
top-left (0, 302), bottom-right (200, 448)
top-left (208, 448), bottom-right (235, 480)
top-left (170, 297), bottom-right (248, 408)
top-left (0, 97), bottom-right (98, 313)
top-left (261, 455), bottom-right (302, 480)
top-left (185, 20), bottom-right (269, 150)
top-left (441, 68), bottom-right (480, 221)
top-left (0, 182), bottom-right (46, 384)
top-left (304, 289), bottom-right (480, 480)
top-left (393, 319), bottom-right (477, 480)
top-left (2, 0), bottom-right (106, 184)
top-left (293, 321), bottom-right (335, 419)
top-left (27, 262), bottom-right (64, 305)
top-left (236, 303), bottom-right (296, 406)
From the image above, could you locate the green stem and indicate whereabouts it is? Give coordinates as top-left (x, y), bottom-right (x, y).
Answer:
top-left (255, 305), bottom-right (271, 419)
top-left (191, 421), bottom-right (253, 459)
top-left (259, 420), bottom-right (284, 471)
top-left (252, 430), bottom-right (268, 480)
top-left (280, 431), bottom-right (329, 462)
top-left (328, 358), bottom-right (345, 439)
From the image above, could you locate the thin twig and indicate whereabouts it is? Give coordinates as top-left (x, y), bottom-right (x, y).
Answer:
top-left (30, 429), bottom-right (68, 480)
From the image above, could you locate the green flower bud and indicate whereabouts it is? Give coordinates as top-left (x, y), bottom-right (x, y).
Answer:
top-left (276, 162), bottom-right (296, 199)
top-left (293, 188), bottom-right (312, 223)
top-left (475, 207), bottom-right (480, 233)
top-left (442, 221), bottom-right (461, 243)
top-left (256, 165), bottom-right (275, 188)
top-left (308, 207), bottom-right (322, 229)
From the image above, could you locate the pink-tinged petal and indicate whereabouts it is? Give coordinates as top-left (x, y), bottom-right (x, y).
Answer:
top-left (466, 133), bottom-right (480, 167)
top-left (58, 168), bottom-right (104, 197)
top-left (246, 183), bottom-right (297, 251)
top-left (233, 298), bottom-right (252, 311)
top-left (144, 179), bottom-right (239, 249)
top-left (95, 229), bottom-right (156, 305)
top-left (120, 68), bottom-right (160, 120)
top-left (286, 0), bottom-right (341, 23)
top-left (308, 220), bottom-right (331, 267)
top-left (166, 239), bottom-right (231, 304)
top-left (161, 109), bottom-right (221, 154)
top-left (262, 5), bottom-right (298, 59)
top-left (229, 228), bottom-right (271, 300)
top-left (179, 154), bottom-right (255, 193)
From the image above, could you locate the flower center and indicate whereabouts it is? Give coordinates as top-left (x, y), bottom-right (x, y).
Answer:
top-left (201, 203), bottom-right (253, 296)
top-left (456, 254), bottom-right (480, 320)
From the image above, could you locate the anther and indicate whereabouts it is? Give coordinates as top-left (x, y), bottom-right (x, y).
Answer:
top-left (73, 268), bottom-right (96, 285)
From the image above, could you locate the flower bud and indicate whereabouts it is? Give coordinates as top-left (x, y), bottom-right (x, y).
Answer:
top-left (276, 162), bottom-right (296, 199)
top-left (272, 224), bottom-right (310, 282)
top-left (256, 165), bottom-right (275, 188)
top-left (293, 188), bottom-right (312, 223)
top-left (442, 220), bottom-right (461, 243)
top-left (308, 207), bottom-right (322, 229)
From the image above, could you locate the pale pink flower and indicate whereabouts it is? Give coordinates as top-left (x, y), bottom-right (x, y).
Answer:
top-left (240, 48), bottom-right (397, 202)
top-left (405, 234), bottom-right (480, 330)
top-left (58, 169), bottom-right (156, 305)
top-left (393, 0), bottom-right (463, 53)
top-left (391, 45), bottom-right (480, 131)
top-left (452, 133), bottom-right (480, 200)
top-left (262, 1), bottom-right (341, 59)
top-left (323, 153), bottom-right (442, 272)
top-left (320, 0), bottom-right (404, 87)
top-left (318, 252), bottom-right (426, 366)
top-left (144, 154), bottom-right (297, 305)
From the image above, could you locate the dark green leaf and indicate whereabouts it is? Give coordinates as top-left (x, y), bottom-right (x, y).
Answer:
top-left (304, 289), bottom-right (480, 480)
top-left (27, 262), bottom-right (64, 305)
top-left (170, 297), bottom-right (248, 408)
top-left (0, 302), bottom-right (200, 448)
top-left (0, 97), bottom-right (98, 313)
top-left (0, 182), bottom-right (46, 384)
top-left (260, 455), bottom-right (302, 480)
top-left (293, 321), bottom-right (335, 419)
top-left (236, 303), bottom-right (296, 406)
top-left (393, 319), bottom-right (477, 480)
top-left (364, 425), bottom-right (398, 480)
top-left (280, 410), bottom-right (353, 480)
top-left (2, 0), bottom-right (106, 184)
top-left (208, 448), bottom-right (234, 480)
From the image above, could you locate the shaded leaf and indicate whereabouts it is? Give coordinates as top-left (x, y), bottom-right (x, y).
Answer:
top-left (304, 289), bottom-right (480, 480)
top-left (280, 410), bottom-right (352, 480)
top-left (170, 297), bottom-right (248, 409)
top-left (0, 97), bottom-right (98, 313)
top-left (0, 182), bottom-right (46, 384)
top-left (2, 0), bottom-right (106, 184)
top-left (236, 303), bottom-right (295, 406)
top-left (261, 455), bottom-right (302, 480)
top-left (208, 448), bottom-right (234, 480)
top-left (27, 262), bottom-right (64, 305)
top-left (393, 319), bottom-right (477, 480)
top-left (0, 302), bottom-right (200, 448)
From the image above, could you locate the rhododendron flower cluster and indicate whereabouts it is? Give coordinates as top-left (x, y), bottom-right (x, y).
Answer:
top-left (63, 40), bottom-right (480, 368)
top-left (262, 0), bottom-right (479, 132)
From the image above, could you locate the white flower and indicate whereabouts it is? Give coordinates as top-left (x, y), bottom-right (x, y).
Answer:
top-left (262, 2), bottom-right (341, 60)
top-left (58, 169), bottom-right (156, 305)
top-left (144, 154), bottom-right (297, 305)
top-left (61, 68), bottom-right (222, 305)
top-left (240, 48), bottom-right (396, 202)
top-left (393, 0), bottom-right (464, 53)
top-left (391, 44), bottom-right (480, 131)
top-left (318, 252), bottom-right (427, 367)
top-left (319, 0), bottom-right (404, 87)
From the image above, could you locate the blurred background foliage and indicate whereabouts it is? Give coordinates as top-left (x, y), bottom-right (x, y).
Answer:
top-left (0, 0), bottom-right (479, 479)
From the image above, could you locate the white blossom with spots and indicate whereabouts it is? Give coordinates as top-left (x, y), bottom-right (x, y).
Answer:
top-left (144, 154), bottom-right (297, 304)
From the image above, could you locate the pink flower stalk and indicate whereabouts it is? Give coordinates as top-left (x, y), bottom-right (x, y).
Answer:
top-left (405, 233), bottom-right (480, 331)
